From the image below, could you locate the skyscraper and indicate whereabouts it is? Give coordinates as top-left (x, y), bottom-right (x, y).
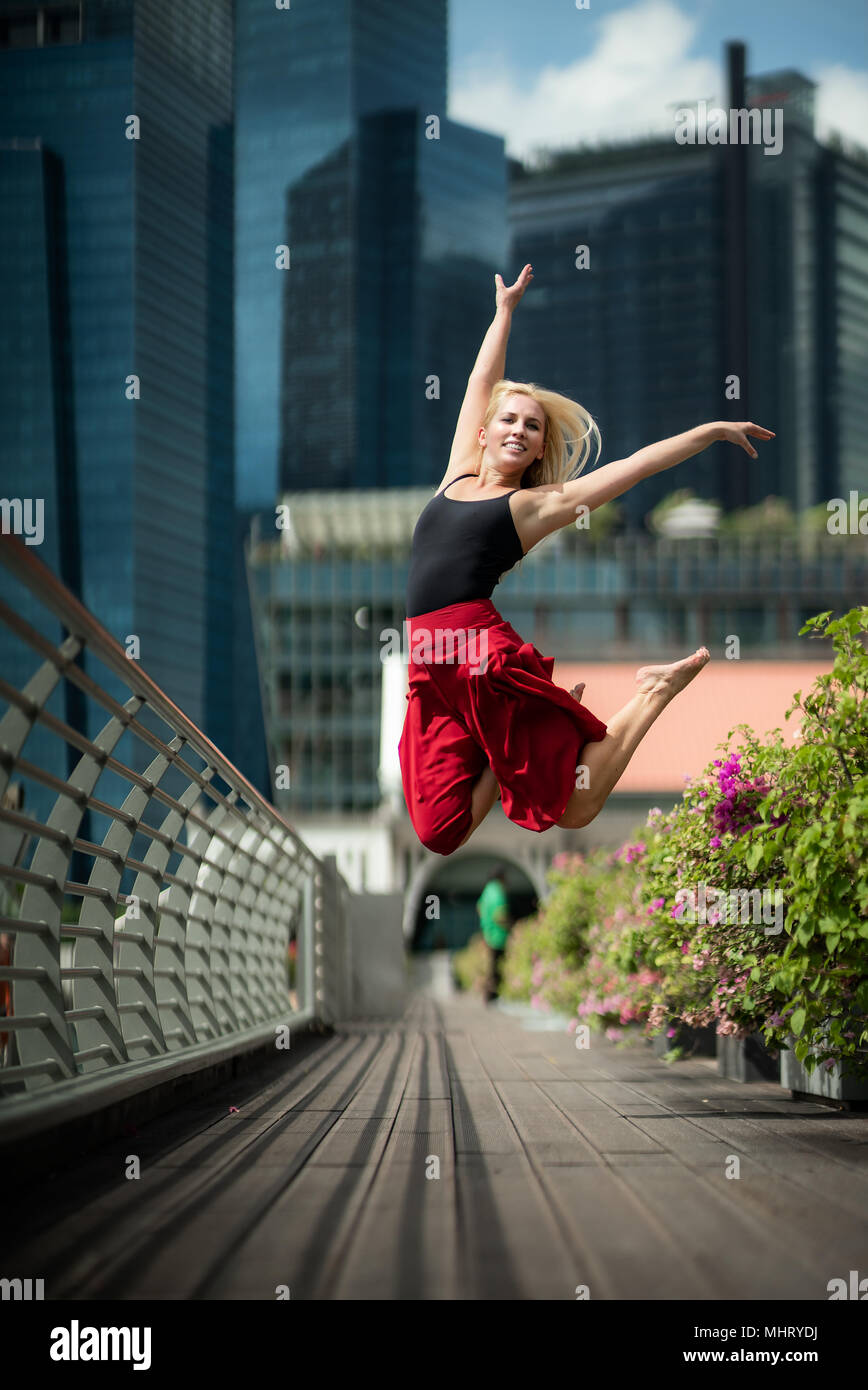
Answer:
top-left (506, 55), bottom-right (867, 527)
top-left (0, 0), bottom-right (235, 814)
top-left (278, 107), bottom-right (507, 492)
top-left (234, 0), bottom-right (449, 510)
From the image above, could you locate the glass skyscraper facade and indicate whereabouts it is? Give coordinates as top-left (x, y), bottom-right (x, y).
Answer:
top-left (815, 143), bottom-right (868, 500)
top-left (506, 69), bottom-right (867, 529)
top-left (507, 138), bottom-right (724, 532)
top-left (279, 108), bottom-right (507, 492)
top-left (234, 0), bottom-right (449, 510)
top-left (0, 0), bottom-right (235, 821)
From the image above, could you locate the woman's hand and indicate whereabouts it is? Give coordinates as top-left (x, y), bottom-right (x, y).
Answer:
top-left (495, 264), bottom-right (533, 313)
top-left (713, 421), bottom-right (775, 458)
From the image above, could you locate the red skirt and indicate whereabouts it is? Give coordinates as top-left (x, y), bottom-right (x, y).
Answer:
top-left (398, 599), bottom-right (608, 856)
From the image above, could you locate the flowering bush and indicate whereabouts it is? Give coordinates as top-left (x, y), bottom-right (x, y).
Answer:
top-left (497, 909), bottom-right (585, 1014)
top-left (641, 607), bottom-right (868, 1075)
top-left (451, 931), bottom-right (490, 997)
top-left (453, 608), bottom-right (868, 1079)
top-left (504, 841), bottom-right (666, 1036)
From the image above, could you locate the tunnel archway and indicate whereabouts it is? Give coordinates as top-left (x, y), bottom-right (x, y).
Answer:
top-left (407, 851), bottom-right (540, 952)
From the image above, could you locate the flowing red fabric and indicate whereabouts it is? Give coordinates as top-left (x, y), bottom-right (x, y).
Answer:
top-left (398, 599), bottom-right (608, 855)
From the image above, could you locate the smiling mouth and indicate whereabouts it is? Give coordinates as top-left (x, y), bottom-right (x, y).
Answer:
top-left (504, 443), bottom-right (525, 452)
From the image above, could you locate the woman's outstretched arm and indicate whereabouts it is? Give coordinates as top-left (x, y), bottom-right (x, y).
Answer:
top-left (443, 266), bottom-right (534, 474)
top-left (530, 421), bottom-right (775, 533)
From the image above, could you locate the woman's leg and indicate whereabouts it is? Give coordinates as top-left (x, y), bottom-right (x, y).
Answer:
top-left (456, 764), bottom-right (501, 847)
top-left (557, 647), bottom-right (709, 829)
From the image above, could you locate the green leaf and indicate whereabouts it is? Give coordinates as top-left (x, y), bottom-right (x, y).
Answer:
top-left (791, 1007), bottom-right (806, 1037)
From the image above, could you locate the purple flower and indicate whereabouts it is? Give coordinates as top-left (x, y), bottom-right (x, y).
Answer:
top-left (710, 836), bottom-right (722, 849)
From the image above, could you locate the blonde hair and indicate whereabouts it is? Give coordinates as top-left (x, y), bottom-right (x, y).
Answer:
top-left (476, 379), bottom-right (601, 488)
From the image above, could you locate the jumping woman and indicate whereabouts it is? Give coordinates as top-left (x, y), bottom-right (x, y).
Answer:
top-left (398, 265), bottom-right (774, 856)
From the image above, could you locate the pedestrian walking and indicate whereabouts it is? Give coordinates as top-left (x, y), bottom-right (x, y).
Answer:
top-left (477, 869), bottom-right (511, 1003)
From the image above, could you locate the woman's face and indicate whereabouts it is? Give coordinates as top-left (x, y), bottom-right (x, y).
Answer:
top-left (482, 394), bottom-right (546, 471)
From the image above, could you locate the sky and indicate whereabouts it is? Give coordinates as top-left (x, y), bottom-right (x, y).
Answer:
top-left (447, 0), bottom-right (868, 160)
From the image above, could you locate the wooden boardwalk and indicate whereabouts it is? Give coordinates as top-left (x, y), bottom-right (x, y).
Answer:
top-left (7, 975), bottom-right (868, 1300)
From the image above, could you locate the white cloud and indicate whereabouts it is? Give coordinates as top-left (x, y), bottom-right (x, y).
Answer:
top-left (449, 0), bottom-right (868, 160)
top-left (449, 0), bottom-right (721, 160)
top-left (813, 64), bottom-right (868, 149)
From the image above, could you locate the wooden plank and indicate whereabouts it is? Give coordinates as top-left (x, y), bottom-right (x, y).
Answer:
top-left (542, 1161), bottom-right (720, 1299)
top-left (442, 1032), bottom-right (490, 1079)
top-left (453, 1154), bottom-right (582, 1300)
top-left (451, 1080), bottom-right (522, 1155)
top-left (604, 1162), bottom-right (821, 1298)
top-left (402, 1030), bottom-right (451, 1098)
top-left (329, 1029), bottom-right (417, 1117)
top-left (325, 1104), bottom-right (458, 1298)
top-left (493, 1080), bottom-right (603, 1164)
top-left (536, 1081), bottom-right (667, 1154)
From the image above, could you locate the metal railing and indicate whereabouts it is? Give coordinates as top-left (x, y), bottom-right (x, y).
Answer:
top-left (0, 531), bottom-right (347, 1145)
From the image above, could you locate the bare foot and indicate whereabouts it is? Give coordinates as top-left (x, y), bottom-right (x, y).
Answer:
top-left (569, 682), bottom-right (585, 703)
top-left (635, 647), bottom-right (710, 698)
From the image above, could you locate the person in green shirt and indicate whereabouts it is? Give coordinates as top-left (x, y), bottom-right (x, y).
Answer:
top-left (477, 869), bottom-right (512, 1003)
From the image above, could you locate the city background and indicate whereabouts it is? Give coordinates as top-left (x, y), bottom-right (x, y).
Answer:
top-left (1, 0), bottom-right (866, 953)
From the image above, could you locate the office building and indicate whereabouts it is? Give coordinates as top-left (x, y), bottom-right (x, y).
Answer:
top-left (0, 0), bottom-right (235, 827)
top-left (506, 56), bottom-right (868, 527)
top-left (234, 0), bottom-right (449, 509)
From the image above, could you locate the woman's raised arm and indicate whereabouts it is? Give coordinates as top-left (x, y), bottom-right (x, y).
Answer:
top-left (525, 421), bottom-right (775, 538)
top-left (442, 266), bottom-right (534, 476)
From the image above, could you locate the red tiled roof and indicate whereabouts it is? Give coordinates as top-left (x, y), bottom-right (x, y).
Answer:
top-left (552, 659), bottom-right (832, 793)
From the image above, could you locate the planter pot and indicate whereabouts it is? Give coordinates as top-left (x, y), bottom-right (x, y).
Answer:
top-left (652, 1021), bottom-right (717, 1060)
top-left (717, 1030), bottom-right (780, 1083)
top-left (780, 1033), bottom-right (868, 1107)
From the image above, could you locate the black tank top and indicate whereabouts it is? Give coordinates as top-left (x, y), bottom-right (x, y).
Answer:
top-left (405, 473), bottom-right (525, 618)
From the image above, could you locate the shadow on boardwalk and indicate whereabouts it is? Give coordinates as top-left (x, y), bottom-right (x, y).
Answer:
top-left (5, 956), bottom-right (868, 1300)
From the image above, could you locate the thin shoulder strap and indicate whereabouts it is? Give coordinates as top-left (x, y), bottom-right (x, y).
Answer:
top-left (439, 472), bottom-right (477, 493)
